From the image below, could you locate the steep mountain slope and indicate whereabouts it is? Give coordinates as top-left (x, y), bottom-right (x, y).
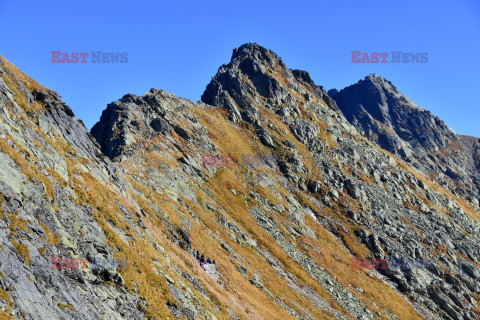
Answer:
top-left (329, 75), bottom-right (480, 203)
top-left (1, 43), bottom-right (480, 320)
top-left (91, 43), bottom-right (480, 319)
top-left (0, 55), bottom-right (146, 319)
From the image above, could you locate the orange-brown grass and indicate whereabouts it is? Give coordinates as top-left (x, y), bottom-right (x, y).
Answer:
top-left (302, 215), bottom-right (423, 319)
top-left (393, 156), bottom-right (480, 222)
top-left (4, 212), bottom-right (29, 238)
top-left (122, 161), bottom-right (304, 318)
top-left (57, 303), bottom-right (76, 312)
top-left (145, 218), bottom-right (252, 319)
top-left (102, 224), bottom-right (175, 319)
top-left (269, 168), bottom-right (420, 319)
top-left (0, 287), bottom-right (14, 319)
top-left (260, 106), bottom-right (326, 179)
top-left (357, 169), bottom-right (376, 185)
top-left (52, 155), bottom-right (194, 319)
top-left (39, 222), bottom-right (61, 245)
top-left (189, 188), bottom-right (309, 319)
top-left (301, 190), bottom-right (369, 259)
top-left (10, 239), bottom-right (32, 265)
top-left (117, 176), bottom-right (251, 318)
top-left (254, 183), bottom-right (291, 213)
top-left (0, 57), bottom-right (48, 115)
top-left (0, 137), bottom-right (56, 200)
top-left (143, 148), bottom-right (179, 169)
top-left (0, 55), bottom-right (437, 318)
top-left (0, 311), bottom-right (15, 320)
top-left (73, 184), bottom-right (176, 318)
top-left (202, 169), bottom-right (349, 318)
top-left (0, 55), bottom-right (51, 94)
top-left (194, 107), bottom-right (258, 165)
top-left (0, 56), bottom-right (318, 318)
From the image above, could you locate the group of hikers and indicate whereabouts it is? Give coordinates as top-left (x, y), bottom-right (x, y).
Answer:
top-left (192, 249), bottom-right (215, 269)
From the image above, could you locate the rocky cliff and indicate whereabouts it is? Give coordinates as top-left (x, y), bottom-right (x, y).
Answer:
top-left (329, 74), bottom-right (480, 203)
top-left (0, 55), bottom-right (145, 319)
top-left (1, 44), bottom-right (480, 320)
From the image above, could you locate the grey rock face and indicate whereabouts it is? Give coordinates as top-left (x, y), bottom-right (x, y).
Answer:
top-left (0, 56), bottom-right (145, 319)
top-left (329, 74), bottom-right (452, 153)
top-left (330, 74), bottom-right (480, 202)
top-left (201, 43), bottom-right (339, 125)
top-left (201, 43), bottom-right (288, 115)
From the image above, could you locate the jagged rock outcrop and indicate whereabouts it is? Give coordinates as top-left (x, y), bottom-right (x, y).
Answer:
top-left (330, 74), bottom-right (480, 202)
top-left (328, 74), bottom-right (453, 154)
top-left (202, 43), bottom-right (339, 125)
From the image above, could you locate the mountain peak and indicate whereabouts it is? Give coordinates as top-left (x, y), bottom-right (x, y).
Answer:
top-left (364, 73), bottom-right (383, 80)
top-left (201, 43), bottom-right (339, 122)
top-left (226, 42), bottom-right (287, 80)
top-left (201, 43), bottom-right (292, 121)
top-left (230, 43), bottom-right (282, 68)
top-left (331, 73), bottom-right (416, 110)
top-left (331, 74), bottom-right (456, 155)
top-left (362, 73), bottom-right (396, 87)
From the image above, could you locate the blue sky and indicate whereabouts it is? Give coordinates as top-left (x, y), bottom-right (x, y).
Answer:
top-left (1, 0), bottom-right (479, 136)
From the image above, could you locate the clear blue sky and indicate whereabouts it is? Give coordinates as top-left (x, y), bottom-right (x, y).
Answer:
top-left (1, 0), bottom-right (479, 136)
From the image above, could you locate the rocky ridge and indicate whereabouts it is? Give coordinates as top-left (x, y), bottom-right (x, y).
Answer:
top-left (329, 74), bottom-right (480, 204)
top-left (0, 44), bottom-right (479, 319)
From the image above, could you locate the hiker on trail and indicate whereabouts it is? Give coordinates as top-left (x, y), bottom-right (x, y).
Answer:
top-left (206, 258), bottom-right (211, 264)
top-left (200, 254), bottom-right (205, 263)
top-left (196, 251), bottom-right (200, 260)
top-left (193, 250), bottom-right (196, 257)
